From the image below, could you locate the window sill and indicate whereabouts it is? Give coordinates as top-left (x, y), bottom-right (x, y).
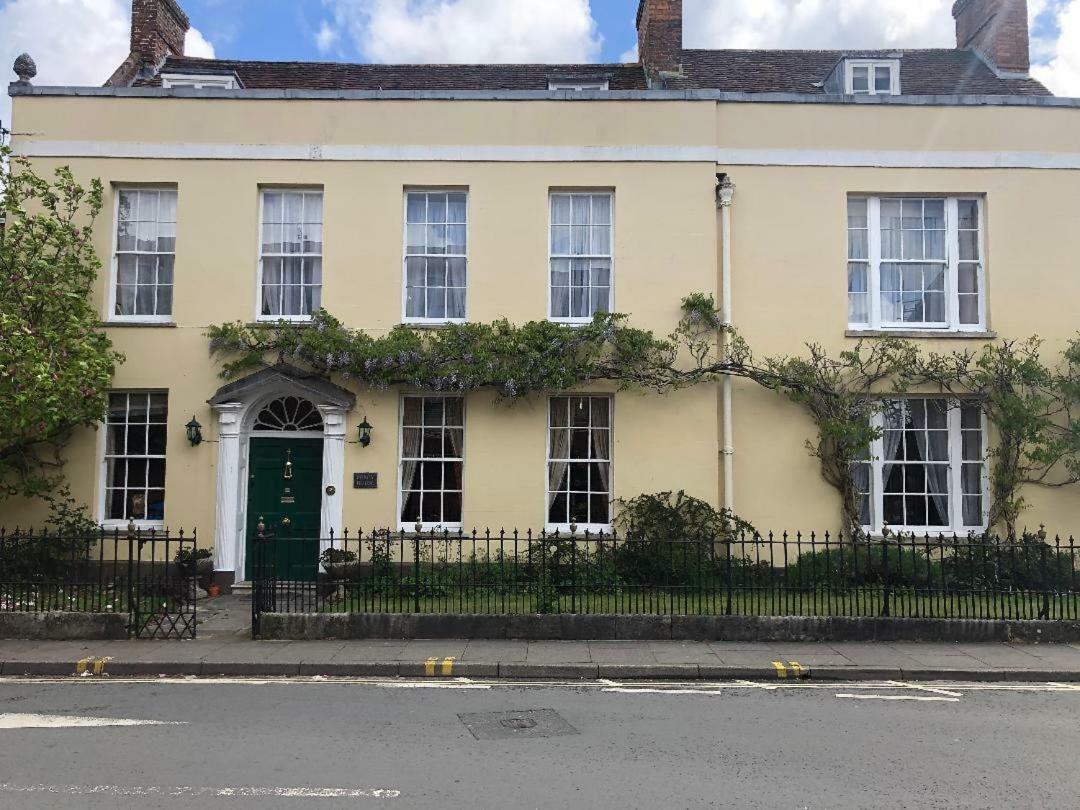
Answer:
top-left (846, 329), bottom-right (997, 340)
top-left (398, 524), bottom-right (465, 534)
top-left (247, 320), bottom-right (313, 328)
top-left (99, 520), bottom-right (167, 533)
top-left (862, 529), bottom-right (987, 540)
top-left (545, 524), bottom-right (614, 536)
top-left (105, 320), bottom-right (177, 328)
top-left (548, 318), bottom-right (596, 328)
top-left (402, 320), bottom-right (466, 330)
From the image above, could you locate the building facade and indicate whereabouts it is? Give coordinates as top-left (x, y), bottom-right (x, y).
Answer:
top-left (5, 0), bottom-right (1080, 587)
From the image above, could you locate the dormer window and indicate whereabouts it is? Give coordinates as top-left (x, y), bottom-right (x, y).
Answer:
top-left (161, 73), bottom-right (238, 90)
top-left (845, 60), bottom-right (900, 96)
top-left (548, 80), bottom-right (609, 91)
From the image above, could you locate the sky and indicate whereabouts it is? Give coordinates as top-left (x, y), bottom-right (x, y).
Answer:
top-left (2, 0), bottom-right (1079, 131)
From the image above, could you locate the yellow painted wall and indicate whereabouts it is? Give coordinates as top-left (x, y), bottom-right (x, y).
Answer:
top-left (5, 93), bottom-right (1080, 541)
top-left (0, 137), bottom-right (720, 534)
top-left (724, 164), bottom-right (1080, 536)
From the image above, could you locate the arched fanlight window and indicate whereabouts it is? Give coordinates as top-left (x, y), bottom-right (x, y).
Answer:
top-left (253, 396), bottom-right (324, 432)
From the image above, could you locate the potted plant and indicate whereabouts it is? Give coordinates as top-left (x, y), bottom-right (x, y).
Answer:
top-left (318, 547), bottom-right (360, 600)
top-left (175, 547), bottom-right (215, 594)
top-left (320, 547), bottom-right (360, 582)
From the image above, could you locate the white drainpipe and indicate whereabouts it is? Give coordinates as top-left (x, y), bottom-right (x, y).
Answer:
top-left (718, 176), bottom-right (736, 511)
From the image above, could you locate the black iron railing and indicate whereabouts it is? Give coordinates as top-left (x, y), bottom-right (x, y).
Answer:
top-left (251, 528), bottom-right (1080, 633)
top-left (0, 528), bottom-right (200, 639)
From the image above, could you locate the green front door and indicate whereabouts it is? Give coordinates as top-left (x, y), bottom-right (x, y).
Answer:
top-left (246, 437), bottom-right (323, 581)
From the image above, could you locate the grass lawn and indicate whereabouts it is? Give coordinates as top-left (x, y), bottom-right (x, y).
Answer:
top-left (283, 584), bottom-right (1080, 621)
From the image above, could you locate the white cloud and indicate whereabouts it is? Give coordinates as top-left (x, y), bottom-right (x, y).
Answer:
top-left (314, 20), bottom-right (340, 55)
top-left (683, 0), bottom-right (955, 50)
top-left (1, 0), bottom-right (129, 131)
top-left (683, 0), bottom-right (1080, 97)
top-left (0, 0), bottom-right (217, 133)
top-left (185, 27), bottom-right (216, 59)
top-left (320, 0), bottom-right (602, 63)
top-left (1031, 1), bottom-right (1080, 95)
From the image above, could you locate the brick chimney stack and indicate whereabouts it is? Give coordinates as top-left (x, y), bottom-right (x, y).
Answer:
top-left (952, 0), bottom-right (1030, 75)
top-left (106, 0), bottom-right (189, 86)
top-left (637, 0), bottom-right (682, 82)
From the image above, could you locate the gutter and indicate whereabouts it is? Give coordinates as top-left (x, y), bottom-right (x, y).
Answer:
top-left (717, 175), bottom-right (736, 512)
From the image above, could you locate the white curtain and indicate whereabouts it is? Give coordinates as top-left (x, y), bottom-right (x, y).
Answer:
top-left (400, 428), bottom-right (422, 521)
top-left (591, 402), bottom-right (611, 494)
top-left (548, 399), bottom-right (570, 510)
top-left (912, 414), bottom-right (951, 526)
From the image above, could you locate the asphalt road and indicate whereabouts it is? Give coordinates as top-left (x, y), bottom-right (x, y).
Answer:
top-left (1, 677), bottom-right (1078, 809)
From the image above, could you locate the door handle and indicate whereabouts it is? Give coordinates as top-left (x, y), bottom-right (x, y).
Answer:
top-left (281, 517), bottom-right (292, 527)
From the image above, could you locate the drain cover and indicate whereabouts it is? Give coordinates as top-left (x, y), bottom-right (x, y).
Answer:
top-left (458, 709), bottom-right (578, 741)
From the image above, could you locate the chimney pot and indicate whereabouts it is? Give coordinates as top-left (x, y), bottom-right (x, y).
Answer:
top-left (952, 0), bottom-right (1030, 75)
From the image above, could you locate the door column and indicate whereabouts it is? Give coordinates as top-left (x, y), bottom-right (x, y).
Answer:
top-left (317, 405), bottom-right (347, 557)
top-left (212, 402), bottom-right (244, 592)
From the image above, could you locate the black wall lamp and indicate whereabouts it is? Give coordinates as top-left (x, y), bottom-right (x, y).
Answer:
top-left (185, 416), bottom-right (203, 447)
top-left (357, 418), bottom-right (373, 447)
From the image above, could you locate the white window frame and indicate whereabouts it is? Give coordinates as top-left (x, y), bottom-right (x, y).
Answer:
top-left (397, 394), bottom-right (465, 532)
top-left (401, 189), bottom-right (469, 325)
top-left (548, 191), bottom-right (615, 324)
top-left (545, 394), bottom-right (614, 533)
top-left (548, 81), bottom-right (609, 91)
top-left (845, 59), bottom-right (901, 96)
top-left (161, 73), bottom-right (237, 90)
top-left (98, 390), bottom-right (168, 530)
top-left (108, 187), bottom-right (177, 324)
top-left (256, 188), bottom-right (324, 323)
top-left (848, 196), bottom-right (986, 332)
top-left (860, 398), bottom-right (988, 536)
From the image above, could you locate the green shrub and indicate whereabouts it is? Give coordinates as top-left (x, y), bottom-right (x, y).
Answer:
top-left (942, 530), bottom-right (1078, 591)
top-left (789, 542), bottom-right (939, 589)
top-left (613, 491), bottom-right (758, 587)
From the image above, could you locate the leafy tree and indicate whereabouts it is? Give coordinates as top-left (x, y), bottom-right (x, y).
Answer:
top-left (0, 144), bottom-right (122, 499)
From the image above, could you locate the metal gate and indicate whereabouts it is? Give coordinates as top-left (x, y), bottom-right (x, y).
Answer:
top-left (128, 530), bottom-right (198, 640)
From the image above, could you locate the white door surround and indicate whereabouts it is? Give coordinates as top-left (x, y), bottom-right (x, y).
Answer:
top-left (207, 365), bottom-right (355, 584)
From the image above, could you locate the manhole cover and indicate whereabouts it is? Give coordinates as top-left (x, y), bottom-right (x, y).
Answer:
top-left (458, 709), bottom-right (578, 741)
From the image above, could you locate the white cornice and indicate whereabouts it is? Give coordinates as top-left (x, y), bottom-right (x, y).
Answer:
top-left (9, 83), bottom-right (1080, 107)
top-left (12, 140), bottom-right (1080, 169)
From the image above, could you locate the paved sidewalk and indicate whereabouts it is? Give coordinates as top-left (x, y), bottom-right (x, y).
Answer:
top-left (3, 637), bottom-right (1080, 682)
top-left (4, 594), bottom-right (1080, 681)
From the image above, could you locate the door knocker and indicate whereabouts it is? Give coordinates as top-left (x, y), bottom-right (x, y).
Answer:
top-left (283, 449), bottom-right (294, 480)
top-left (281, 517), bottom-right (292, 527)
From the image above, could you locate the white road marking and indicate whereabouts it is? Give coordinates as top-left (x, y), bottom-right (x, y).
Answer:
top-left (886, 681), bottom-right (963, 697)
top-left (836, 694), bottom-right (961, 702)
top-left (0, 714), bottom-right (185, 729)
top-left (0, 784), bottom-right (399, 799)
top-left (375, 682), bottom-right (492, 690)
top-left (603, 688), bottom-right (729, 696)
top-left (0, 676), bottom-right (1078, 694)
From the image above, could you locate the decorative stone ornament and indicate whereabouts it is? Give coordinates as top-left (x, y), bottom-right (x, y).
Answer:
top-left (13, 53), bottom-right (37, 83)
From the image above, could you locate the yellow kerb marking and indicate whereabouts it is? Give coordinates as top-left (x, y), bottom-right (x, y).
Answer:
top-left (441, 657), bottom-right (455, 677)
top-left (772, 661), bottom-right (787, 679)
top-left (93, 657), bottom-right (113, 676)
top-left (789, 661), bottom-right (805, 679)
top-left (424, 657), bottom-right (438, 677)
top-left (75, 657), bottom-right (94, 675)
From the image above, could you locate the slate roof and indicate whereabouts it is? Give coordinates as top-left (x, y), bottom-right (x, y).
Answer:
top-left (141, 57), bottom-right (649, 91)
top-left (140, 49), bottom-right (1050, 96)
top-left (675, 49), bottom-right (1050, 95)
